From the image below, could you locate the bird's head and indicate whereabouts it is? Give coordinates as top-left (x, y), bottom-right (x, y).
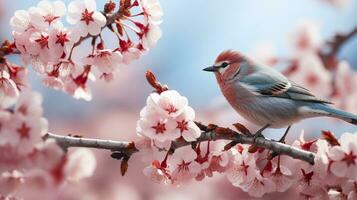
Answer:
top-left (203, 50), bottom-right (250, 83)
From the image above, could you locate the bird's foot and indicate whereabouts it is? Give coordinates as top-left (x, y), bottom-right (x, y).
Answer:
top-left (253, 131), bottom-right (264, 142)
top-left (252, 124), bottom-right (270, 143)
top-left (247, 124), bottom-right (270, 153)
top-left (277, 125), bottom-right (292, 144)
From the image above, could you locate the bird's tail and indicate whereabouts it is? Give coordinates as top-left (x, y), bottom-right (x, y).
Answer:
top-left (315, 104), bottom-right (357, 125)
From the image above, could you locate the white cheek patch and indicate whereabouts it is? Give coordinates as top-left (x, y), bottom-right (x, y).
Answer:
top-left (214, 61), bottom-right (229, 74)
top-left (218, 67), bottom-right (228, 74)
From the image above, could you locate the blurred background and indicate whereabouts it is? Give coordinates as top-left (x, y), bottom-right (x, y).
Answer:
top-left (1, 0), bottom-right (357, 199)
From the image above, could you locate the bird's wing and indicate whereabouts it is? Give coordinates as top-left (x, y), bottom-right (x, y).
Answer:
top-left (239, 69), bottom-right (332, 104)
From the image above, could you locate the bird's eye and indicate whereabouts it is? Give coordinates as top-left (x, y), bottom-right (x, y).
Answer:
top-left (221, 62), bottom-right (229, 68)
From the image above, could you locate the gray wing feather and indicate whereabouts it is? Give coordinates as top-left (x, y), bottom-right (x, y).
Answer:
top-left (240, 67), bottom-right (331, 104)
top-left (283, 82), bottom-right (332, 104)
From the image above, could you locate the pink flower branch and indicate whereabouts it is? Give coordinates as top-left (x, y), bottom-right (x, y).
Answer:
top-left (43, 122), bottom-right (315, 174)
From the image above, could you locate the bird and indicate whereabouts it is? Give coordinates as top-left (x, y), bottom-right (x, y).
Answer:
top-left (203, 50), bottom-right (357, 141)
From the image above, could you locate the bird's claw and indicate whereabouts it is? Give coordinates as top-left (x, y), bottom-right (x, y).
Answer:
top-left (252, 124), bottom-right (270, 143)
top-left (253, 130), bottom-right (265, 143)
top-left (278, 135), bottom-right (287, 143)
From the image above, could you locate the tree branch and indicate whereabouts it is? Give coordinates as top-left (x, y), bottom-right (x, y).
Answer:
top-left (319, 25), bottom-right (357, 69)
top-left (43, 123), bottom-right (316, 165)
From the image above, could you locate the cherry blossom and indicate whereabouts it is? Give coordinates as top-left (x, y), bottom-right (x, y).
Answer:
top-left (139, 0), bottom-right (164, 24)
top-left (29, 140), bottom-right (64, 171)
top-left (137, 90), bottom-right (200, 143)
top-left (48, 23), bottom-right (78, 56)
top-left (290, 21), bottom-right (321, 52)
top-left (171, 107), bottom-right (200, 142)
top-left (147, 90), bottom-right (188, 118)
top-left (244, 172), bottom-right (276, 198)
top-left (62, 65), bottom-right (95, 101)
top-left (63, 77), bottom-right (93, 101)
top-left (63, 149), bottom-right (96, 181)
top-left (194, 141), bottom-right (231, 181)
top-left (117, 39), bottom-right (142, 64)
top-left (15, 89), bottom-right (44, 117)
top-left (208, 141), bottom-right (231, 172)
top-left (226, 147), bottom-right (258, 187)
top-left (341, 180), bottom-right (357, 200)
top-left (0, 70), bottom-right (19, 109)
top-left (29, 0), bottom-right (66, 30)
top-left (0, 171), bottom-right (24, 196)
top-left (137, 110), bottom-right (178, 142)
top-left (292, 130), bottom-right (318, 152)
top-left (169, 146), bottom-right (201, 183)
top-left (10, 10), bottom-right (31, 34)
top-left (67, 0), bottom-right (107, 37)
top-left (263, 160), bottom-right (293, 193)
top-left (6, 64), bottom-right (28, 90)
top-left (140, 23), bottom-right (162, 50)
top-left (328, 132), bottom-right (357, 180)
top-left (332, 61), bottom-right (357, 113)
top-left (0, 90), bottom-right (48, 155)
top-left (7, 114), bottom-right (48, 155)
top-left (83, 49), bottom-right (124, 74)
top-left (143, 160), bottom-right (171, 184)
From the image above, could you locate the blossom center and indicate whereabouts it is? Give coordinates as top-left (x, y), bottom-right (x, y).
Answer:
top-left (241, 161), bottom-right (249, 176)
top-left (165, 104), bottom-right (178, 114)
top-left (176, 120), bottom-right (188, 133)
top-left (342, 151), bottom-right (357, 166)
top-left (43, 15), bottom-right (59, 25)
top-left (301, 169), bottom-right (314, 185)
top-left (56, 32), bottom-right (70, 46)
top-left (178, 160), bottom-right (191, 172)
top-left (17, 123), bottom-right (31, 140)
top-left (35, 34), bottom-right (49, 49)
top-left (151, 122), bottom-right (166, 134)
top-left (81, 9), bottom-right (94, 25)
top-left (98, 51), bottom-right (111, 58)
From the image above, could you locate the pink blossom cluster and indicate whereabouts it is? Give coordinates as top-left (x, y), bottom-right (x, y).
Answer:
top-left (140, 140), bottom-right (231, 186)
top-left (0, 61), bottom-right (27, 109)
top-left (9, 0), bottom-right (163, 101)
top-left (140, 122), bottom-right (357, 199)
top-left (0, 91), bottom-right (96, 199)
top-left (137, 90), bottom-right (201, 145)
top-left (294, 131), bottom-right (357, 199)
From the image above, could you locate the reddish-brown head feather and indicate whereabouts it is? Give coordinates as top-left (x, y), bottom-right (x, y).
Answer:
top-left (215, 50), bottom-right (243, 64)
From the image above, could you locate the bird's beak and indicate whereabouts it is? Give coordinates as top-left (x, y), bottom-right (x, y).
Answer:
top-left (203, 66), bottom-right (219, 72)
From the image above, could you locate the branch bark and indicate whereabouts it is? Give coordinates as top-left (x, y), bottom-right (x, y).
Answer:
top-left (319, 26), bottom-right (357, 69)
top-left (44, 123), bottom-right (316, 165)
